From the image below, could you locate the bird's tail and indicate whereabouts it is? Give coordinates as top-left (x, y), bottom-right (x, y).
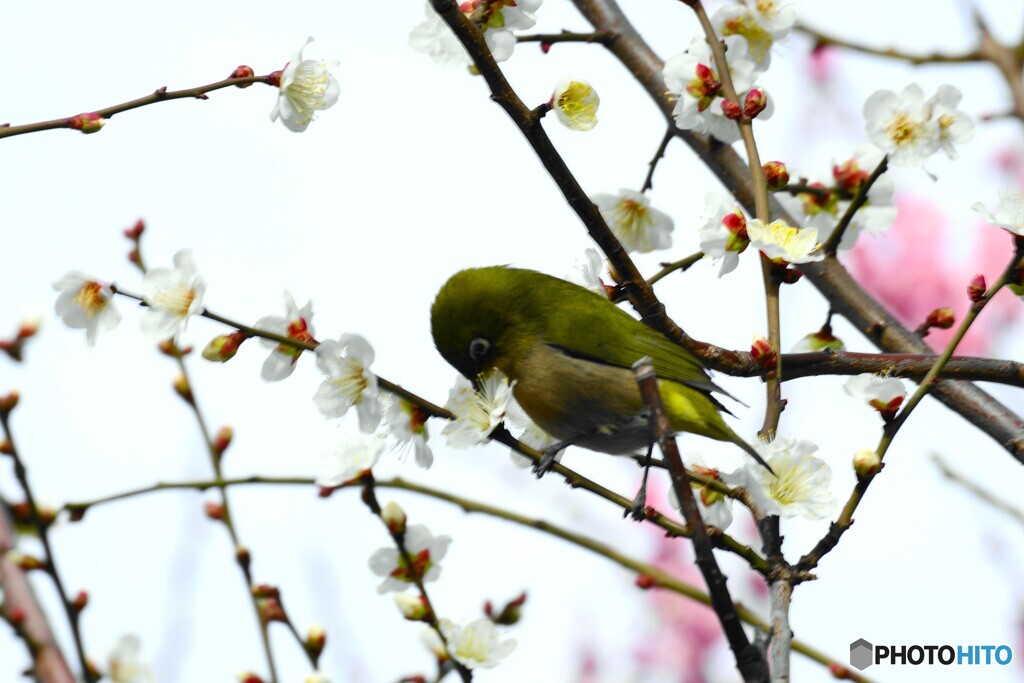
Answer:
top-left (728, 432), bottom-right (773, 474)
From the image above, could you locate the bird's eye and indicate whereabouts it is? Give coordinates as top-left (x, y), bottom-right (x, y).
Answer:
top-left (468, 337), bottom-right (491, 361)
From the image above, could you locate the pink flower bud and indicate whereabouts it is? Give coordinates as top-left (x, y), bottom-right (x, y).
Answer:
top-left (540, 42), bottom-right (552, 54)
top-left (72, 591), bottom-right (89, 613)
top-left (213, 426), bottom-right (234, 457)
top-left (123, 219), bottom-right (146, 240)
top-left (762, 161), bottom-right (790, 192)
top-left (204, 501), bottom-right (225, 521)
top-left (202, 332), bottom-right (248, 362)
top-left (635, 574), bottom-right (657, 590)
top-left (68, 113), bottom-right (105, 134)
top-left (720, 98), bottom-right (742, 120)
top-left (967, 274), bottom-right (986, 303)
top-left (832, 158), bottom-right (869, 193)
top-left (924, 307), bottom-right (955, 331)
top-left (744, 88), bottom-right (767, 118)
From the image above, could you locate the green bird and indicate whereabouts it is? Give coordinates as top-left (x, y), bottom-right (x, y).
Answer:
top-left (430, 266), bottom-right (769, 477)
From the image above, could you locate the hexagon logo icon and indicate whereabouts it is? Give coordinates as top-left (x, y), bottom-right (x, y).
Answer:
top-left (850, 638), bottom-right (874, 670)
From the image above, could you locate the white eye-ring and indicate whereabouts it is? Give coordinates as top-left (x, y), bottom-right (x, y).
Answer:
top-left (468, 337), bottom-right (491, 360)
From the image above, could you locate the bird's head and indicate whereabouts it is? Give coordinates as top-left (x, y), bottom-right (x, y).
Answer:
top-left (430, 267), bottom-right (533, 381)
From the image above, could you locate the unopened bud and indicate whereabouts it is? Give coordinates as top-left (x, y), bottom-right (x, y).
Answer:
top-left (204, 501), bottom-right (226, 521)
top-left (6, 551), bottom-right (45, 572)
top-left (381, 501), bottom-right (407, 535)
top-left (762, 161), bottom-right (790, 192)
top-left (0, 391), bottom-right (20, 414)
top-left (720, 98), bottom-right (742, 120)
top-left (235, 546), bottom-right (251, 570)
top-left (68, 113), bottom-right (105, 134)
top-left (251, 584), bottom-right (279, 600)
top-left (0, 438), bottom-right (11, 456)
top-left (853, 449), bottom-right (882, 478)
top-left (828, 662), bottom-right (853, 679)
top-left (85, 659), bottom-right (102, 681)
top-left (258, 596), bottom-right (286, 624)
top-left (540, 42), bottom-right (552, 54)
top-left (16, 319), bottom-right (40, 340)
top-left (68, 506), bottom-right (87, 522)
top-left (792, 325), bottom-right (844, 353)
top-left (394, 594), bottom-right (430, 621)
top-left (72, 590), bottom-right (89, 613)
top-left (635, 573), bottom-right (657, 590)
top-left (8, 607), bottom-right (26, 626)
top-left (398, 677), bottom-right (428, 683)
top-left (485, 592), bottom-right (526, 625)
top-left (744, 88), bottom-right (767, 118)
top-left (750, 336), bottom-right (777, 370)
top-left (213, 426), bottom-right (234, 457)
top-left (231, 65), bottom-right (255, 87)
top-left (967, 274), bottom-right (986, 303)
top-left (172, 374), bottom-right (193, 403)
top-left (305, 624), bottom-right (327, 658)
top-left (919, 307), bottom-right (955, 337)
top-left (236, 673), bottom-right (266, 683)
top-left (267, 70), bottom-right (283, 88)
top-left (202, 332), bottom-right (247, 362)
top-left (157, 340), bottom-right (179, 357)
top-left (128, 249), bottom-right (141, 265)
top-left (123, 219), bottom-right (145, 240)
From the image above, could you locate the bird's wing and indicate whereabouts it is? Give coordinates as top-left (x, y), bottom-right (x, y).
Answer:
top-left (536, 279), bottom-right (729, 398)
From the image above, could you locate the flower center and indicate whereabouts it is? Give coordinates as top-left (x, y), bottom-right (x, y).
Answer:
top-left (332, 359), bottom-right (369, 404)
top-left (285, 63), bottom-right (331, 125)
top-left (557, 82), bottom-right (597, 126)
top-left (154, 285), bottom-right (195, 318)
top-left (74, 281), bottom-right (108, 319)
top-left (886, 113), bottom-right (921, 146)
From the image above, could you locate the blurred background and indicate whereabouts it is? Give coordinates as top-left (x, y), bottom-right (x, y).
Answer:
top-left (2, 0), bottom-right (1024, 680)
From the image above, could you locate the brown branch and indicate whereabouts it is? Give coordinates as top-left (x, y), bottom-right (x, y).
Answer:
top-left (516, 31), bottom-right (613, 46)
top-left (571, 0), bottom-right (1024, 464)
top-left (633, 358), bottom-right (768, 683)
top-left (647, 251), bottom-right (704, 286)
top-left (640, 128), bottom-right (675, 193)
top-left (797, 24), bottom-right (985, 65)
top-left (0, 75), bottom-right (273, 140)
top-left (932, 454), bottom-right (1024, 528)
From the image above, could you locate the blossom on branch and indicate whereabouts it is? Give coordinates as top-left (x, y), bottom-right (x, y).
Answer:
top-left (668, 452), bottom-right (734, 530)
top-left (551, 77), bottom-right (600, 131)
top-left (270, 37), bottom-right (340, 132)
top-left (439, 617), bottom-right (517, 669)
top-left (711, 0), bottom-right (795, 69)
top-left (410, 0), bottom-right (543, 68)
top-left (108, 635), bottom-right (154, 683)
top-left (384, 394), bottom-right (434, 469)
top-left (368, 524), bottom-right (451, 593)
top-left (591, 189), bottom-right (674, 253)
top-left (725, 436), bottom-right (836, 519)
top-left (663, 36), bottom-right (762, 144)
top-left (571, 248), bottom-right (612, 298)
top-left (255, 291), bottom-right (317, 381)
top-left (844, 373), bottom-right (906, 417)
top-left (140, 249), bottom-right (205, 341)
top-left (53, 272), bottom-right (121, 345)
top-left (864, 84), bottom-right (972, 166)
top-left (746, 218), bottom-right (823, 264)
top-left (698, 192), bottom-right (749, 276)
top-left (314, 333), bottom-right (382, 432)
top-left (316, 431), bottom-right (385, 488)
top-left (442, 370), bottom-right (516, 447)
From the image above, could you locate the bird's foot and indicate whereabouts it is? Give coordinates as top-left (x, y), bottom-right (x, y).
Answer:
top-left (625, 488), bottom-right (648, 522)
top-left (532, 447), bottom-right (560, 478)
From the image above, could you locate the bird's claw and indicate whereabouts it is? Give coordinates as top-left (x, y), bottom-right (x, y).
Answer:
top-left (532, 448), bottom-right (559, 478)
top-left (626, 489), bottom-right (648, 522)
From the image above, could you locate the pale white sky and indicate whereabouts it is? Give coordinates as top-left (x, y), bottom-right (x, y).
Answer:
top-left (2, 1), bottom-right (1024, 682)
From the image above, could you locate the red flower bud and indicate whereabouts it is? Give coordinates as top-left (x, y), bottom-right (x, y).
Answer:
top-left (762, 161), bottom-right (790, 192)
top-left (213, 426), bottom-right (234, 457)
top-left (540, 42), bottom-right (552, 54)
top-left (267, 70), bottom-right (283, 88)
top-left (172, 374), bottom-right (193, 404)
top-left (231, 65), bottom-right (255, 87)
top-left (750, 337), bottom-right (777, 370)
top-left (720, 98), bottom-right (742, 120)
top-left (828, 662), bottom-right (852, 679)
top-left (925, 307), bottom-right (955, 330)
top-left (635, 573), bottom-right (657, 590)
top-left (72, 590), bottom-right (89, 613)
top-left (744, 88), bottom-right (767, 118)
top-left (782, 267), bottom-right (804, 285)
top-left (68, 113), bottom-right (105, 134)
top-left (0, 391), bottom-right (20, 415)
top-left (123, 219), bottom-right (145, 240)
top-left (204, 501), bottom-right (226, 521)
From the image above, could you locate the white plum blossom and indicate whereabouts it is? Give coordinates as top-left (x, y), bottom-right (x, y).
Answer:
top-left (928, 85), bottom-right (974, 160)
top-left (572, 248), bottom-right (611, 298)
top-left (270, 37), bottom-right (340, 132)
top-left (711, 0), bottom-right (795, 69)
top-left (790, 328), bottom-right (845, 353)
top-left (316, 431), bottom-right (386, 488)
top-left (668, 452), bottom-right (734, 530)
top-left (108, 635), bottom-right (154, 683)
top-left (368, 524), bottom-right (451, 593)
top-left (384, 394), bottom-right (434, 469)
top-left (314, 334), bottom-right (382, 432)
top-left (725, 437), bottom-right (836, 519)
top-left (592, 189), bottom-right (674, 253)
top-left (663, 36), bottom-right (761, 144)
top-left (698, 192), bottom-right (750, 277)
top-left (864, 84), bottom-right (972, 166)
top-left (552, 77), bottom-right (600, 131)
top-left (442, 370), bottom-right (516, 448)
top-left (255, 291), bottom-right (317, 381)
top-left (747, 218), bottom-right (823, 264)
top-left (844, 373), bottom-right (907, 416)
top-left (440, 617), bottom-right (517, 669)
top-left (973, 189), bottom-right (1024, 236)
top-left (53, 272), bottom-right (121, 345)
top-left (505, 400), bottom-right (565, 468)
top-left (140, 249), bottom-right (205, 341)
top-left (410, 0), bottom-right (542, 68)
top-left (305, 675), bottom-right (330, 683)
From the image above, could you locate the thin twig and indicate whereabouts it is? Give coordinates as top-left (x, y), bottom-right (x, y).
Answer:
top-left (823, 156), bottom-right (889, 254)
top-left (647, 252), bottom-right (704, 286)
top-left (932, 454), bottom-right (1024, 528)
top-left (640, 128), bottom-right (675, 193)
top-left (516, 31), bottom-right (614, 46)
top-left (0, 76), bottom-right (273, 140)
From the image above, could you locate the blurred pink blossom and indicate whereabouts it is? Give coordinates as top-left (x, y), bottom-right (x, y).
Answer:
top-left (845, 194), bottom-right (1020, 355)
top-left (808, 45), bottom-right (838, 85)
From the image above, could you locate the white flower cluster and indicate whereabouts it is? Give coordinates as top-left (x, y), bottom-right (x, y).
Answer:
top-left (863, 84), bottom-right (973, 167)
top-left (410, 0), bottom-right (543, 68)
